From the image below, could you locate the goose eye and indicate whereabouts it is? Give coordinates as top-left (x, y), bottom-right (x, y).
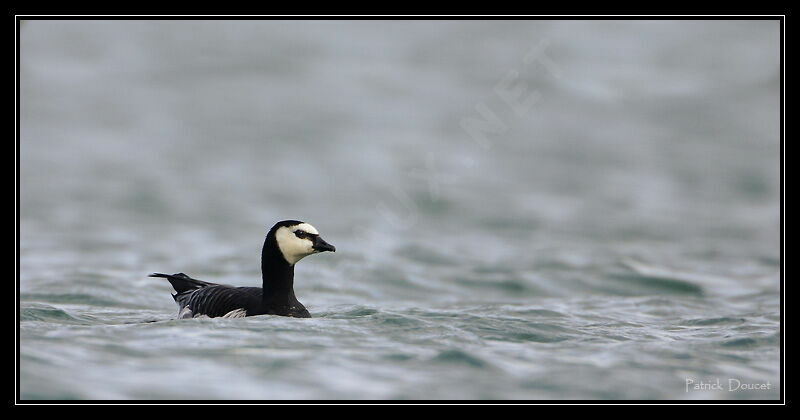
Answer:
top-left (294, 230), bottom-right (306, 238)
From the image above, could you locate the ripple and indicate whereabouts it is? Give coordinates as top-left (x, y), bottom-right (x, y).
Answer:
top-left (20, 304), bottom-right (90, 324)
top-left (683, 317), bottom-right (747, 326)
top-left (607, 273), bottom-right (705, 296)
top-left (432, 349), bottom-right (489, 368)
top-left (720, 333), bottom-right (779, 349)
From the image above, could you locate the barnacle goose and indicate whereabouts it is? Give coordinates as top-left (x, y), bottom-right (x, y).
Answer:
top-left (149, 220), bottom-right (335, 319)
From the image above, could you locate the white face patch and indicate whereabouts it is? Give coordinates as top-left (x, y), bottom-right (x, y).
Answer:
top-left (275, 223), bottom-right (320, 265)
top-left (294, 223), bottom-right (319, 235)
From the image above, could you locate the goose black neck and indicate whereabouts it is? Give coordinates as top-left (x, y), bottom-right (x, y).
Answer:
top-left (260, 233), bottom-right (295, 305)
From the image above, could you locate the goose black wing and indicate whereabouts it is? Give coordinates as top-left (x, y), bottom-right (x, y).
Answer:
top-left (149, 272), bottom-right (261, 318)
top-left (177, 285), bottom-right (263, 318)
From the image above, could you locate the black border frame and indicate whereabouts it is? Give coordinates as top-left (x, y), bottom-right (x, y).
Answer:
top-left (13, 13), bottom-right (787, 406)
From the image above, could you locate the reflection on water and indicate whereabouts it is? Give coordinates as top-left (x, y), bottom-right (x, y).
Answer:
top-left (19, 20), bottom-right (780, 400)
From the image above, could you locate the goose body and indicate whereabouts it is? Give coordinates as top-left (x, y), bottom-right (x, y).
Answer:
top-left (149, 220), bottom-right (335, 319)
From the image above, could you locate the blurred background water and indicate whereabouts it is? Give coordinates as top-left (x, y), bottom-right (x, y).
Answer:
top-left (19, 20), bottom-right (781, 400)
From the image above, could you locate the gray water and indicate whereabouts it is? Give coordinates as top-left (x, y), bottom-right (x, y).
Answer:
top-left (19, 20), bottom-right (781, 400)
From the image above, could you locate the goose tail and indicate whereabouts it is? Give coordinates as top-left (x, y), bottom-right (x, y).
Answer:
top-left (148, 272), bottom-right (216, 297)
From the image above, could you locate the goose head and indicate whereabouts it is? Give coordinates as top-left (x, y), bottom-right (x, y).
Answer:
top-left (271, 220), bottom-right (335, 265)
